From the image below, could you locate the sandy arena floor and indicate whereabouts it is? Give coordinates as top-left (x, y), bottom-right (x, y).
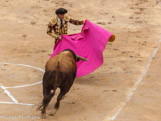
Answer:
top-left (0, 0), bottom-right (161, 121)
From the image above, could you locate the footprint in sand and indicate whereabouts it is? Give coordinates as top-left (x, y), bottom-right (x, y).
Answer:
top-left (22, 34), bottom-right (27, 39)
top-left (134, 11), bottom-right (141, 14)
top-left (97, 22), bottom-right (106, 25)
top-left (108, 22), bottom-right (112, 24)
top-left (139, 8), bottom-right (146, 11)
top-left (135, 20), bottom-right (143, 24)
top-left (129, 16), bottom-right (134, 19)
top-left (31, 21), bottom-right (36, 25)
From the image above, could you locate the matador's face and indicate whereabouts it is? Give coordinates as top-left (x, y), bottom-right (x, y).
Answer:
top-left (57, 14), bottom-right (65, 20)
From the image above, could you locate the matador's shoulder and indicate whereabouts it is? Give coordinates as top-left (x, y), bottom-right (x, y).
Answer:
top-left (49, 18), bottom-right (57, 25)
top-left (64, 15), bottom-right (70, 21)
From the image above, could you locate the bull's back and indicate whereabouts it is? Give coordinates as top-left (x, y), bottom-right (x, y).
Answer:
top-left (45, 52), bottom-right (76, 73)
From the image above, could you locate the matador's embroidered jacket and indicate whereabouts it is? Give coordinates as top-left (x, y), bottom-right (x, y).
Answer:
top-left (47, 16), bottom-right (84, 41)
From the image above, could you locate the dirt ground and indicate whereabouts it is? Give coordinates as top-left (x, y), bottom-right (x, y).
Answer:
top-left (0, 0), bottom-right (161, 121)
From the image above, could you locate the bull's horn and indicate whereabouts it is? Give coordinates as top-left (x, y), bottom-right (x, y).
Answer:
top-left (76, 55), bottom-right (88, 61)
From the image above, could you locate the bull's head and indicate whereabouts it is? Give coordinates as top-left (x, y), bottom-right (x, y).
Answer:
top-left (63, 49), bottom-right (88, 62)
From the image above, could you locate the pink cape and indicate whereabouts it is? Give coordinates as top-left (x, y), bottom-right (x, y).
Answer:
top-left (50, 19), bottom-right (113, 77)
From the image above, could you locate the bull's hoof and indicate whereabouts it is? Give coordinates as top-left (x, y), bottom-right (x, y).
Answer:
top-left (49, 111), bottom-right (56, 116)
top-left (49, 113), bottom-right (54, 116)
top-left (41, 113), bottom-right (46, 119)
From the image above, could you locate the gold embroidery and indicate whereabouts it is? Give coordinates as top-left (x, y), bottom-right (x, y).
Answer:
top-left (64, 15), bottom-right (70, 22)
top-left (50, 18), bottom-right (57, 25)
top-left (47, 15), bottom-right (83, 39)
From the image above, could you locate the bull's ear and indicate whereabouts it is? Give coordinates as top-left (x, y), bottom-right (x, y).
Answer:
top-left (76, 55), bottom-right (88, 61)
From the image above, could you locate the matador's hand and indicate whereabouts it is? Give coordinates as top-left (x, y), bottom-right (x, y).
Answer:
top-left (58, 35), bottom-right (62, 40)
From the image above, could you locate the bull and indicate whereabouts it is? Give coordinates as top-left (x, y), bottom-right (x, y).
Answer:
top-left (37, 49), bottom-right (87, 118)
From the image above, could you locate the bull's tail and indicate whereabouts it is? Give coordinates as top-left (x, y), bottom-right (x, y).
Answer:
top-left (55, 62), bottom-right (60, 86)
top-left (49, 62), bottom-right (60, 94)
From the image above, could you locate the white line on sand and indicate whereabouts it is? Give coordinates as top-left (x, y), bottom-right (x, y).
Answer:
top-left (0, 62), bottom-right (44, 89)
top-left (109, 35), bottom-right (161, 120)
top-left (0, 62), bottom-right (45, 105)
top-left (5, 81), bottom-right (42, 89)
top-left (0, 62), bottom-right (45, 72)
top-left (0, 83), bottom-right (19, 104)
top-left (0, 101), bottom-right (34, 106)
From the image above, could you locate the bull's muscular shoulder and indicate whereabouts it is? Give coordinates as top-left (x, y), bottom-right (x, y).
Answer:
top-left (50, 18), bottom-right (57, 25)
top-left (45, 53), bottom-right (76, 72)
top-left (64, 15), bottom-right (70, 22)
top-left (45, 59), bottom-right (57, 71)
